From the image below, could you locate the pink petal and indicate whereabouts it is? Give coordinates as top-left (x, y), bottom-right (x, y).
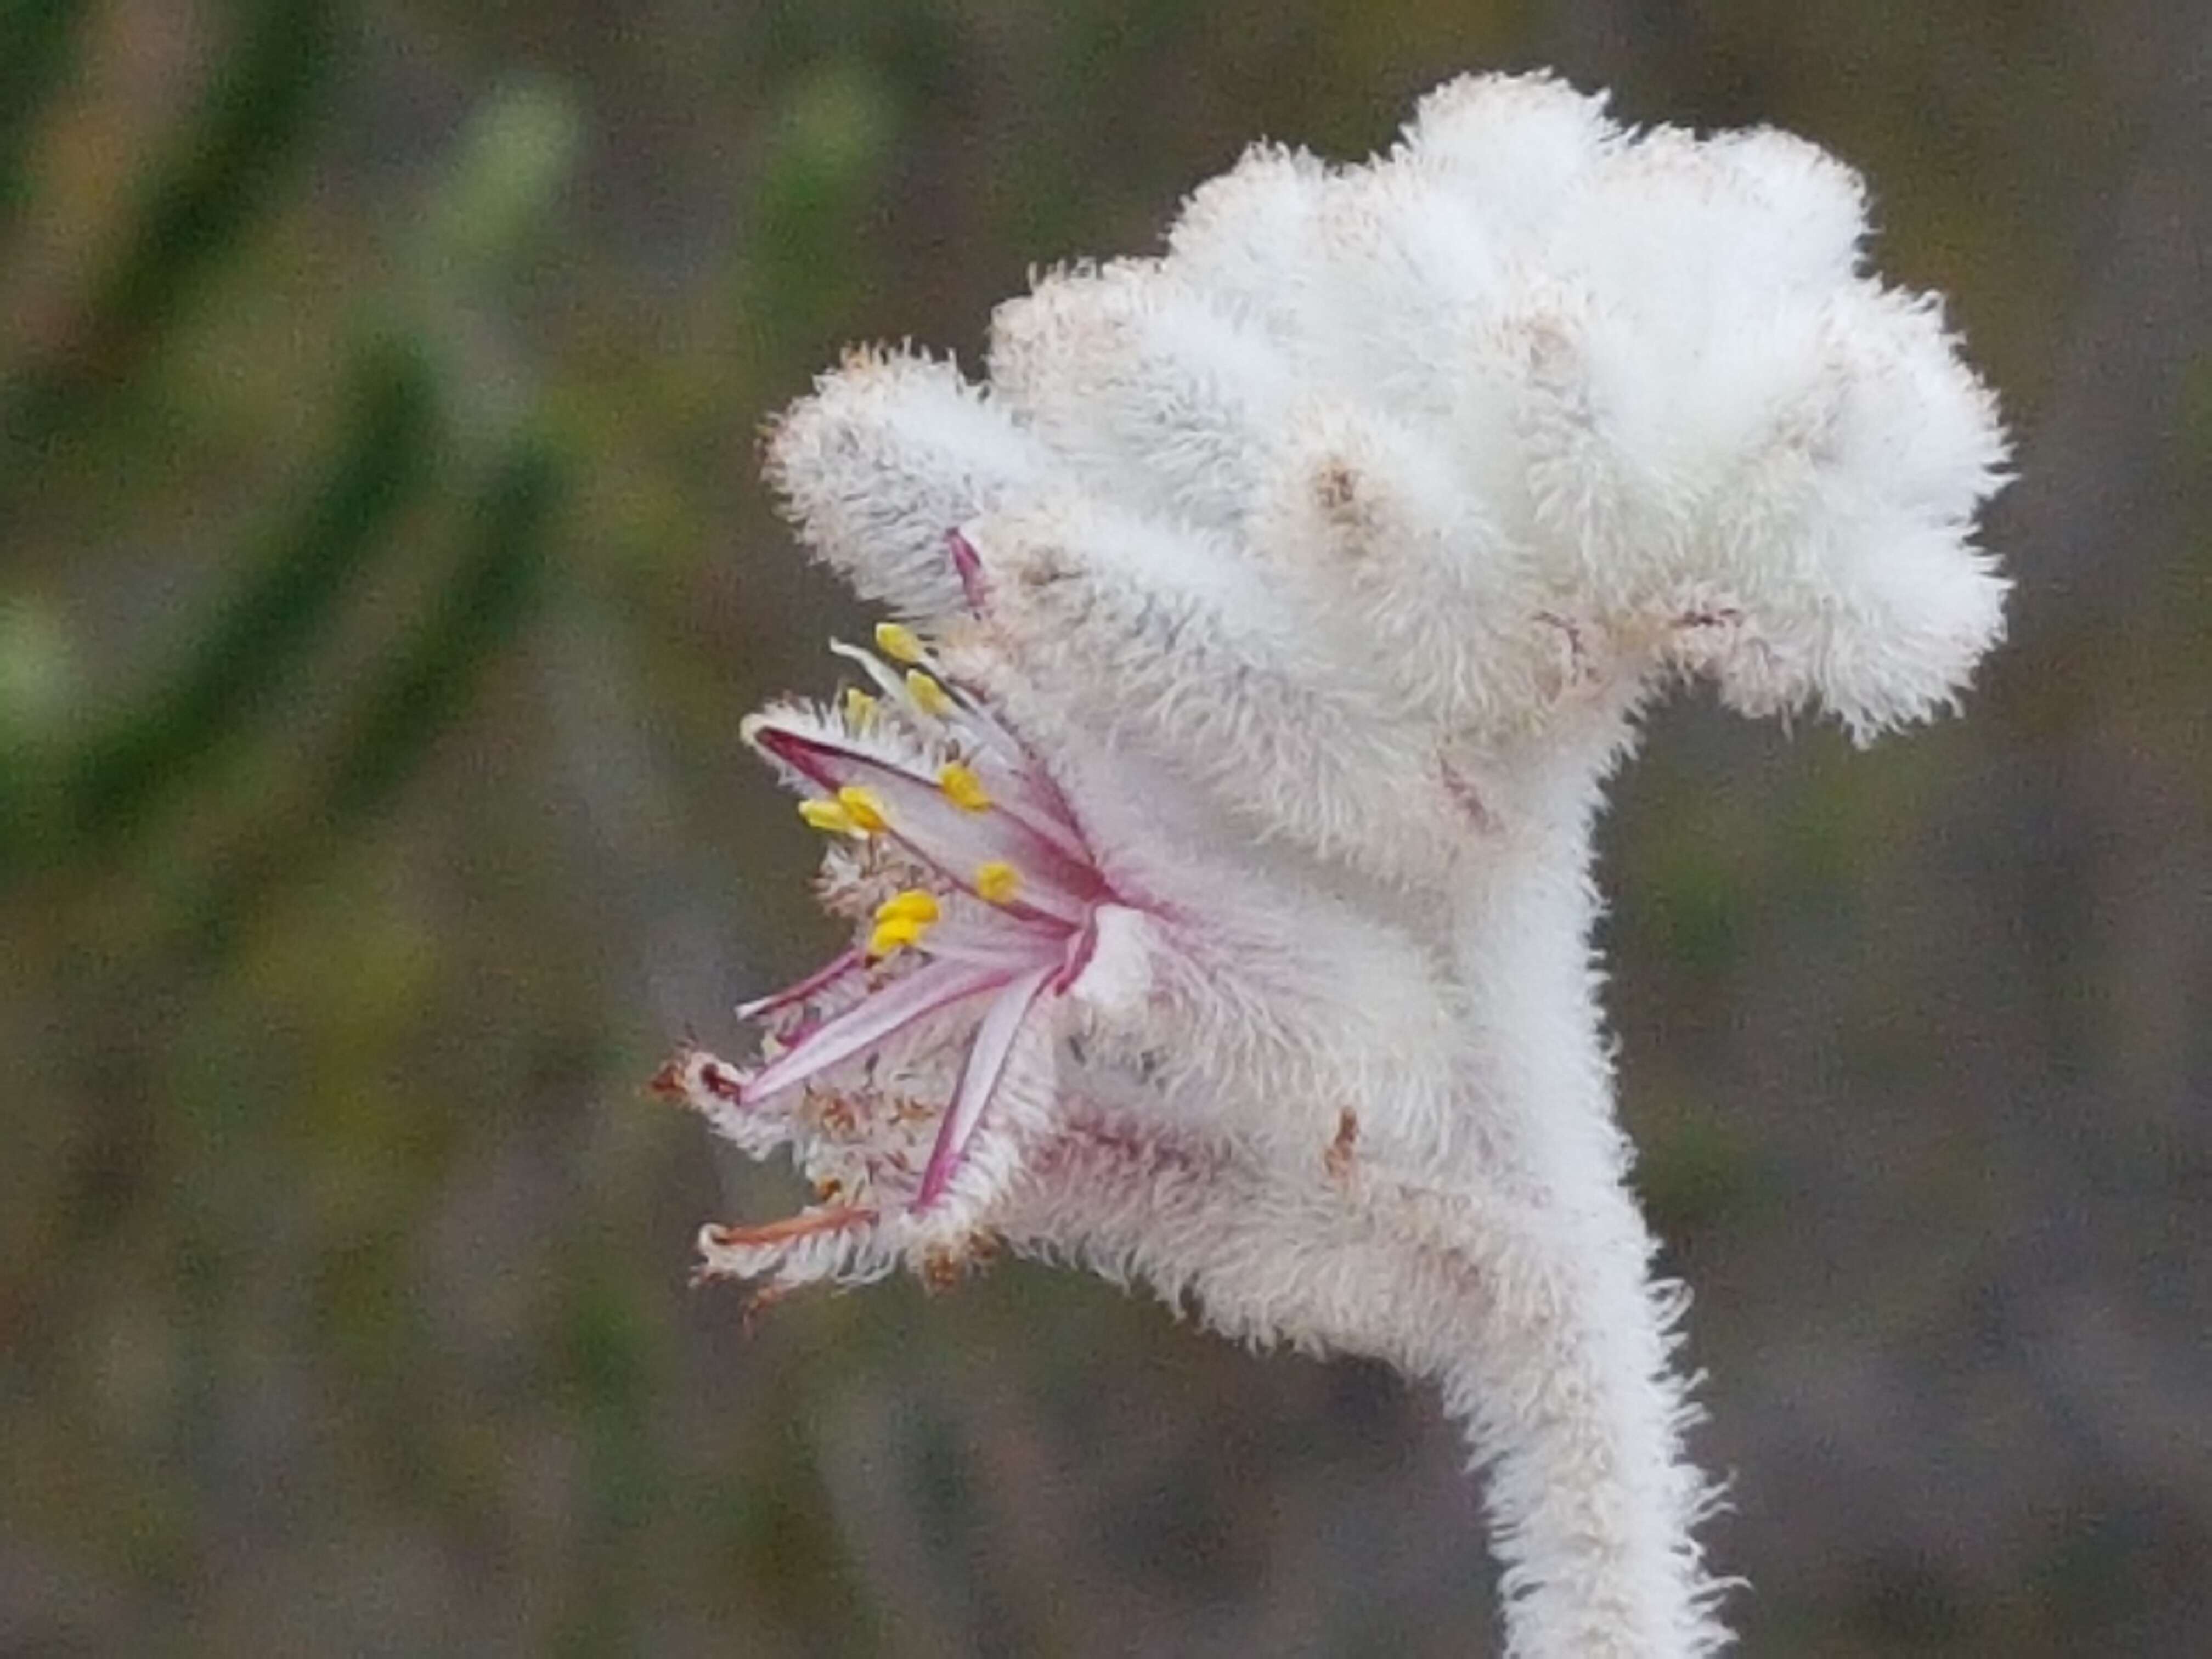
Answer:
top-left (966, 750), bottom-right (1094, 868)
top-left (1048, 914), bottom-right (1099, 994)
top-left (808, 653), bottom-right (1091, 868)
top-left (735, 947), bottom-right (865, 1022)
top-left (805, 656), bottom-right (1094, 871)
top-left (748, 720), bottom-right (1103, 923)
top-left (741, 957), bottom-right (1011, 1103)
top-left (924, 695), bottom-right (1094, 867)
top-left (919, 913), bottom-right (1068, 970)
top-left (947, 527), bottom-right (988, 612)
top-left (915, 964), bottom-right (1056, 1209)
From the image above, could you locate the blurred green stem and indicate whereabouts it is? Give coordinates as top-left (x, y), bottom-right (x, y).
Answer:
top-left (176, 430), bottom-right (564, 963)
top-left (323, 434), bottom-right (561, 821)
top-left (0, 0), bottom-right (89, 233)
top-left (34, 335), bottom-right (438, 871)
top-left (3, 0), bottom-right (341, 467)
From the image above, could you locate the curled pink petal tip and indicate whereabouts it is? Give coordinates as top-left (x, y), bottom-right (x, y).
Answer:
top-left (947, 527), bottom-right (987, 613)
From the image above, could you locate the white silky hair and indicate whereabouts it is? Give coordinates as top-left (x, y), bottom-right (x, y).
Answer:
top-left (720, 70), bottom-right (2008, 1659)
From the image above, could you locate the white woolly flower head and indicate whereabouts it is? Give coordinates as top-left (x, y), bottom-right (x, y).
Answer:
top-left (769, 70), bottom-right (2006, 746)
top-left (667, 72), bottom-right (2010, 1659)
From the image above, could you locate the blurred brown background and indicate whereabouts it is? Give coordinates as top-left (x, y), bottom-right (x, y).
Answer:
top-left (3, 2), bottom-right (2206, 1654)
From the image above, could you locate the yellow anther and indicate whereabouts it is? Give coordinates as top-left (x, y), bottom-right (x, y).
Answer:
top-left (842, 686), bottom-right (878, 729)
top-left (866, 889), bottom-right (939, 957)
top-left (974, 861), bottom-right (1021, 905)
top-left (938, 762), bottom-right (991, 812)
top-left (867, 917), bottom-right (927, 957)
top-left (904, 669), bottom-right (954, 717)
top-left (873, 621), bottom-right (927, 665)
top-left (798, 798), bottom-right (856, 835)
top-left (835, 784), bottom-right (888, 833)
top-left (873, 888), bottom-right (940, 926)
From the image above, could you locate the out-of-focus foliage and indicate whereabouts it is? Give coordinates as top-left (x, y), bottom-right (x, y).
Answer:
top-left (3, 2), bottom-right (2205, 1654)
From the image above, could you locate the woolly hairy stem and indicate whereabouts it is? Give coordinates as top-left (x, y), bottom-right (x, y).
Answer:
top-left (1018, 1049), bottom-right (1724, 1657)
top-left (1420, 755), bottom-right (1723, 1657)
top-left (1420, 1170), bottom-right (1719, 1659)
top-left (1013, 757), bottom-right (1726, 1657)
top-left (1013, 1127), bottom-right (1723, 1658)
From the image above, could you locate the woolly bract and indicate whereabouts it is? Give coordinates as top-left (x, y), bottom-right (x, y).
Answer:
top-left (663, 71), bottom-right (2007, 1659)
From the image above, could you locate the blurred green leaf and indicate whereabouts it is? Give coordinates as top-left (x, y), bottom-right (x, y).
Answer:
top-left (173, 429), bottom-right (565, 962)
top-left (419, 75), bottom-right (585, 294)
top-left (321, 432), bottom-right (561, 820)
top-left (29, 335), bottom-right (438, 871)
top-left (0, 0), bottom-right (89, 230)
top-left (3, 0), bottom-right (341, 464)
top-left (740, 62), bottom-right (896, 352)
top-left (0, 590), bottom-right (76, 746)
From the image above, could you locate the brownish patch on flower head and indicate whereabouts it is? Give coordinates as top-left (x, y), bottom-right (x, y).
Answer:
top-left (1324, 1108), bottom-right (1359, 1180)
